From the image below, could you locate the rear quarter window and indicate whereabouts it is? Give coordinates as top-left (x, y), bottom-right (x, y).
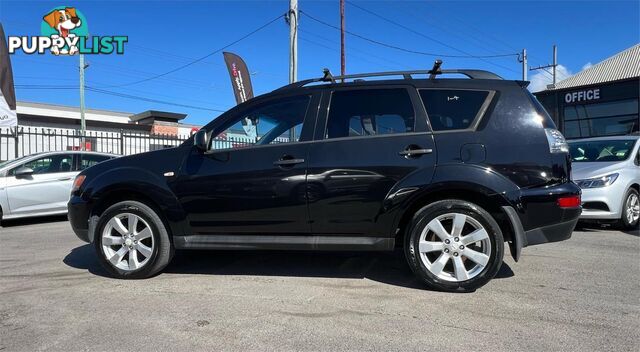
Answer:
top-left (419, 89), bottom-right (491, 131)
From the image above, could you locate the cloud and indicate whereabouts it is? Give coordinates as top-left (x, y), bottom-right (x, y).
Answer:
top-left (582, 62), bottom-right (593, 70)
top-left (528, 64), bottom-right (573, 92)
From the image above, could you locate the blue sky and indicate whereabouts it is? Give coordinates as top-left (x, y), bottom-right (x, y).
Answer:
top-left (1, 0), bottom-right (638, 126)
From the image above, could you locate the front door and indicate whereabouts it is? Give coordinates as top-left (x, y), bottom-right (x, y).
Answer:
top-left (175, 94), bottom-right (319, 236)
top-left (6, 153), bottom-right (77, 216)
top-left (306, 87), bottom-right (436, 237)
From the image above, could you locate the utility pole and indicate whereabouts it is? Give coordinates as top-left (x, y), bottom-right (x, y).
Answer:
top-left (288, 0), bottom-right (298, 84)
top-left (519, 48), bottom-right (527, 81)
top-left (530, 44), bottom-right (558, 89)
top-left (340, 0), bottom-right (346, 75)
top-left (79, 54), bottom-right (87, 150)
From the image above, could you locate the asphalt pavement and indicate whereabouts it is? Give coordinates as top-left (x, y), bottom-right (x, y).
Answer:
top-left (0, 216), bottom-right (638, 351)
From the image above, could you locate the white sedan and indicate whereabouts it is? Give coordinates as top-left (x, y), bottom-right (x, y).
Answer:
top-left (570, 135), bottom-right (640, 230)
top-left (0, 151), bottom-right (116, 221)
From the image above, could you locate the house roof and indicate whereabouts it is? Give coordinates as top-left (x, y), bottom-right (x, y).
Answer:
top-left (550, 44), bottom-right (640, 90)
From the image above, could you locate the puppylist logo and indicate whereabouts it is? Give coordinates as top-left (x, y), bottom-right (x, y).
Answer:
top-left (7, 6), bottom-right (127, 55)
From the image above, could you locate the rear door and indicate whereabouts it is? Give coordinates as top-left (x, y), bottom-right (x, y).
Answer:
top-left (306, 86), bottom-right (436, 237)
top-left (6, 153), bottom-right (77, 216)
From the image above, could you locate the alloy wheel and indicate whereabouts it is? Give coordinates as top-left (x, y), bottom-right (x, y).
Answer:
top-left (101, 213), bottom-right (154, 271)
top-left (627, 193), bottom-right (640, 224)
top-left (418, 213), bottom-right (492, 282)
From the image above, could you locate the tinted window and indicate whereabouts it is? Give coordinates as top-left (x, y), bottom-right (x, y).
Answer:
top-left (419, 89), bottom-right (490, 131)
top-left (211, 96), bottom-right (310, 151)
top-left (10, 154), bottom-right (74, 175)
top-left (569, 139), bottom-right (636, 162)
top-left (326, 89), bottom-right (415, 139)
top-left (563, 99), bottom-right (639, 138)
top-left (80, 154), bottom-right (111, 170)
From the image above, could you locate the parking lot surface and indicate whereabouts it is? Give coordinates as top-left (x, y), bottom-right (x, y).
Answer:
top-left (0, 217), bottom-right (638, 351)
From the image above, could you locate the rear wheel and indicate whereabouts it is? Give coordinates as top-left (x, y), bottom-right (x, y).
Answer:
top-left (94, 201), bottom-right (173, 279)
top-left (618, 188), bottom-right (639, 230)
top-left (405, 200), bottom-right (504, 292)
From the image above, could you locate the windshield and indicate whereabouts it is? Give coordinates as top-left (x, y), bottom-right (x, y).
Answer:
top-left (0, 155), bottom-right (32, 169)
top-left (569, 139), bottom-right (637, 162)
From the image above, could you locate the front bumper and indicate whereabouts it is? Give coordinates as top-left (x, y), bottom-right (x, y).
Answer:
top-left (578, 185), bottom-right (624, 220)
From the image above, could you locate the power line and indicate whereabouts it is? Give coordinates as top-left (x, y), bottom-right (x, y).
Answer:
top-left (98, 13), bottom-right (285, 88)
top-left (85, 87), bottom-right (226, 112)
top-left (345, 1), bottom-right (518, 59)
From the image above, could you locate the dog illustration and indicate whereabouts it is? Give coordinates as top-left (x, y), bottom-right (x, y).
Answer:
top-left (42, 7), bottom-right (82, 55)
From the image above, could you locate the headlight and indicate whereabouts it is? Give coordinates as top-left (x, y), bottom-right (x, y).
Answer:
top-left (575, 173), bottom-right (618, 188)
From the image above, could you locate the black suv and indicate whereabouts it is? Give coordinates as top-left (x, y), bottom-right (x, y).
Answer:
top-left (68, 66), bottom-right (581, 291)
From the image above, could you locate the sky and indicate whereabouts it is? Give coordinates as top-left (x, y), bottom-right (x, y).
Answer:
top-left (1, 0), bottom-right (638, 126)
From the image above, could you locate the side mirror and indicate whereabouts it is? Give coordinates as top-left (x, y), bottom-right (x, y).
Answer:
top-left (194, 129), bottom-right (209, 152)
top-left (14, 166), bottom-right (34, 178)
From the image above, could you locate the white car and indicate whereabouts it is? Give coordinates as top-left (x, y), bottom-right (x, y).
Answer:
top-left (569, 136), bottom-right (640, 230)
top-left (0, 151), bottom-right (116, 221)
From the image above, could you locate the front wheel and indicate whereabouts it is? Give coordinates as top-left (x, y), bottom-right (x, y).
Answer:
top-left (619, 188), bottom-right (640, 230)
top-left (405, 200), bottom-right (504, 292)
top-left (94, 201), bottom-right (173, 279)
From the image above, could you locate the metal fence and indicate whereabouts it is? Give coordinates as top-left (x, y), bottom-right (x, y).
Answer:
top-left (0, 127), bottom-right (190, 161)
top-left (0, 127), bottom-right (276, 162)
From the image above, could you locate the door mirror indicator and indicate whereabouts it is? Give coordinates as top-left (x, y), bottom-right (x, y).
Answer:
top-left (14, 166), bottom-right (34, 178)
top-left (194, 130), bottom-right (209, 152)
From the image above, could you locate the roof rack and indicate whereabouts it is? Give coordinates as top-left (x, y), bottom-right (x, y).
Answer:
top-left (278, 60), bottom-right (503, 91)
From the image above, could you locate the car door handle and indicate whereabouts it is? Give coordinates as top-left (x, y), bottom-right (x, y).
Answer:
top-left (398, 148), bottom-right (433, 157)
top-left (58, 177), bottom-right (72, 181)
top-left (273, 158), bottom-right (305, 167)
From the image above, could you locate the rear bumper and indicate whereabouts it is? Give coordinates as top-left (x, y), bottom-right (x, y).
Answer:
top-left (68, 195), bottom-right (91, 243)
top-left (503, 182), bottom-right (581, 261)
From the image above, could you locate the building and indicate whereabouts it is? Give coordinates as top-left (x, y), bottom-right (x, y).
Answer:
top-left (534, 44), bottom-right (639, 139)
top-left (0, 101), bottom-right (202, 161)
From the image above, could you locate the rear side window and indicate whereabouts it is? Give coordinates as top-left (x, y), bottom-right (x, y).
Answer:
top-left (80, 154), bottom-right (111, 170)
top-left (326, 89), bottom-right (415, 139)
top-left (419, 89), bottom-right (490, 131)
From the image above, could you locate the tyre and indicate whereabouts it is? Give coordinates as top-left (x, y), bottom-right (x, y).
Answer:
top-left (404, 199), bottom-right (504, 292)
top-left (94, 201), bottom-right (173, 279)
top-left (618, 188), bottom-right (640, 230)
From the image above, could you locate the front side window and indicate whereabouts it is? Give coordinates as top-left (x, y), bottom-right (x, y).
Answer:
top-left (210, 96), bottom-right (310, 151)
top-left (325, 89), bottom-right (415, 139)
top-left (10, 154), bottom-right (74, 175)
top-left (569, 139), bottom-right (637, 162)
top-left (419, 89), bottom-right (490, 131)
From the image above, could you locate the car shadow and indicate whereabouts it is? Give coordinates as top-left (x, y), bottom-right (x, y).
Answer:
top-left (576, 221), bottom-right (639, 236)
top-left (0, 214), bottom-right (68, 227)
top-left (63, 244), bottom-right (515, 290)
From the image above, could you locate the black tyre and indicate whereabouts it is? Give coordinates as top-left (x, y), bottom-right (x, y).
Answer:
top-left (94, 201), bottom-right (173, 279)
top-left (618, 188), bottom-right (640, 230)
top-left (404, 199), bottom-right (504, 292)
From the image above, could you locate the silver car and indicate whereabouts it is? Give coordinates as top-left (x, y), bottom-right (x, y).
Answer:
top-left (569, 136), bottom-right (640, 230)
top-left (0, 151), bottom-right (116, 221)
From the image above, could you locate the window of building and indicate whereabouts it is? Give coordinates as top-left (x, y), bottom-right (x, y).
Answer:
top-left (325, 89), bottom-right (415, 139)
top-left (419, 89), bottom-right (490, 131)
top-left (563, 99), bottom-right (639, 138)
top-left (211, 96), bottom-right (310, 151)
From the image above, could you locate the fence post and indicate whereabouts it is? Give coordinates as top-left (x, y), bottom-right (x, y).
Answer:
top-left (13, 126), bottom-right (19, 159)
top-left (119, 129), bottom-right (124, 155)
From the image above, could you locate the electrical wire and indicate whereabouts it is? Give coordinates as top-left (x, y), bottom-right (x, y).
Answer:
top-left (97, 13), bottom-right (285, 88)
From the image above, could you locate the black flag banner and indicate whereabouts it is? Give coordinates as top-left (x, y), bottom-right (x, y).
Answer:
top-left (0, 23), bottom-right (18, 128)
top-left (223, 52), bottom-right (255, 138)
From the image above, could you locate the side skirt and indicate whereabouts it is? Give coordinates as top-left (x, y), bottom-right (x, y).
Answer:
top-left (174, 235), bottom-right (395, 251)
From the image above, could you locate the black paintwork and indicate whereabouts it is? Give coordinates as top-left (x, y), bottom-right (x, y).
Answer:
top-left (68, 76), bottom-right (581, 258)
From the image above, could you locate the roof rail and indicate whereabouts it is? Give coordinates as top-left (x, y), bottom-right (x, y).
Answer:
top-left (277, 60), bottom-right (503, 91)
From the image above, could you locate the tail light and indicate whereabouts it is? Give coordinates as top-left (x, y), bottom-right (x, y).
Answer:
top-left (71, 175), bottom-right (86, 193)
top-left (557, 195), bottom-right (581, 208)
top-left (544, 128), bottom-right (569, 153)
